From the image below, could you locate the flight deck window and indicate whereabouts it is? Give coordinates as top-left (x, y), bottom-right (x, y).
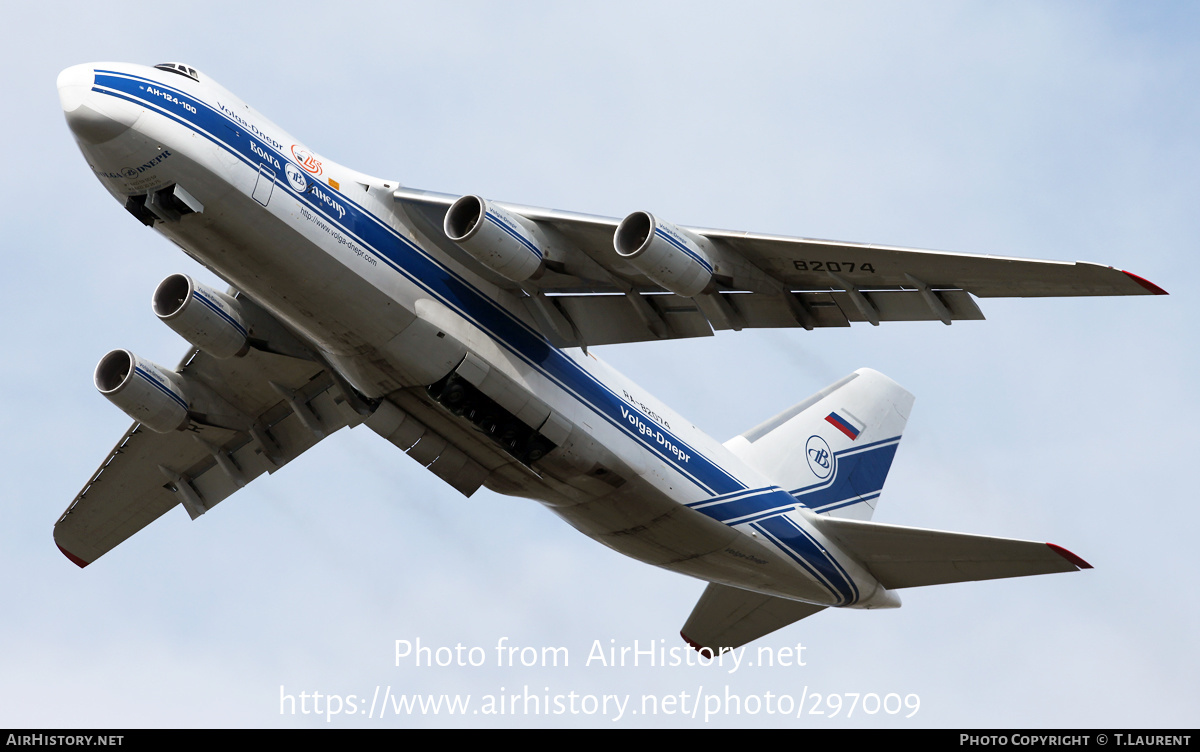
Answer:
top-left (154, 63), bottom-right (200, 82)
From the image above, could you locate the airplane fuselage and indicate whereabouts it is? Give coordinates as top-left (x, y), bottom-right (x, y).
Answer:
top-left (60, 62), bottom-right (900, 614)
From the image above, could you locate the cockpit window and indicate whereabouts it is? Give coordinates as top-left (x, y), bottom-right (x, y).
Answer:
top-left (154, 63), bottom-right (200, 82)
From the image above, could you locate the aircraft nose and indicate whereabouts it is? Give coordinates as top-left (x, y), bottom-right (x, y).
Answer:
top-left (58, 64), bottom-right (140, 144)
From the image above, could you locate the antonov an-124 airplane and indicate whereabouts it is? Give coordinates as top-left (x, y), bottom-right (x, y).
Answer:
top-left (55, 62), bottom-right (1166, 652)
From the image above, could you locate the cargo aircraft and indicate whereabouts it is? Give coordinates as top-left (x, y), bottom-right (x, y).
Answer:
top-left (55, 62), bottom-right (1166, 652)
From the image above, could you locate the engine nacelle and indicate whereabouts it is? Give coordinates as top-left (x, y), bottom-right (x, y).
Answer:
top-left (94, 349), bottom-right (190, 432)
top-left (152, 274), bottom-right (249, 358)
top-left (614, 212), bottom-right (714, 297)
top-left (444, 195), bottom-right (545, 282)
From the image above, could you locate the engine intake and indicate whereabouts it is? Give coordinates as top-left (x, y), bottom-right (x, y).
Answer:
top-left (444, 195), bottom-right (545, 282)
top-left (614, 212), bottom-right (714, 298)
top-left (153, 274), bottom-right (249, 358)
top-left (94, 349), bottom-right (190, 432)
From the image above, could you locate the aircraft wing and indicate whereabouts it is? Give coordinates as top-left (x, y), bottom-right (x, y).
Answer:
top-left (54, 346), bottom-right (366, 567)
top-left (394, 188), bottom-right (1165, 347)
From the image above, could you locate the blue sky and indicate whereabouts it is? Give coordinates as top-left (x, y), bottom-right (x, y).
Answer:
top-left (2, 1), bottom-right (1195, 727)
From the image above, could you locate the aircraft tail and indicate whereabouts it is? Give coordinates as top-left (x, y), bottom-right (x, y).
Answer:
top-left (691, 369), bottom-right (1091, 652)
top-left (724, 368), bottom-right (913, 521)
top-left (679, 521), bottom-right (1091, 652)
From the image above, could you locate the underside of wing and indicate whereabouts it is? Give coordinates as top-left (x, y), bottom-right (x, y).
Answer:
top-left (702, 229), bottom-right (1164, 298)
top-left (812, 516), bottom-right (1092, 590)
top-left (681, 582), bottom-right (827, 653)
top-left (54, 346), bottom-right (365, 567)
top-left (393, 187), bottom-right (1164, 349)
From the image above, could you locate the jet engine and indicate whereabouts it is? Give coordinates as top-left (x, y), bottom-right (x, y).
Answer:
top-left (94, 349), bottom-right (190, 433)
top-left (152, 274), bottom-right (249, 358)
top-left (444, 195), bottom-right (546, 282)
top-left (613, 212), bottom-right (714, 297)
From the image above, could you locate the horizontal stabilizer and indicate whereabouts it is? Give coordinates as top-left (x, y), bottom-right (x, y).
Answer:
top-left (812, 515), bottom-right (1091, 589)
top-left (681, 582), bottom-right (826, 653)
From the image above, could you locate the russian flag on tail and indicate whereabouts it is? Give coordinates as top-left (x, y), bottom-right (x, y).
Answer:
top-left (825, 410), bottom-right (865, 440)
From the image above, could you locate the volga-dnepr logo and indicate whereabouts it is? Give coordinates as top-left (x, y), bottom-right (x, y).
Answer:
top-left (284, 162), bottom-right (307, 193)
top-left (290, 144), bottom-right (323, 176)
top-left (805, 435), bottom-right (833, 479)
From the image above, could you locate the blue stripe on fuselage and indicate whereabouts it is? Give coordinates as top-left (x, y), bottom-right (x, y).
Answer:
top-left (91, 69), bottom-right (745, 496)
top-left (686, 437), bottom-right (900, 524)
top-left (751, 515), bottom-right (859, 605)
top-left (686, 485), bottom-right (803, 525)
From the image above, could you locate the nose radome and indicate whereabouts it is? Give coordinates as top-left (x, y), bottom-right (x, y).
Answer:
top-left (56, 64), bottom-right (94, 111)
top-left (58, 64), bottom-right (140, 144)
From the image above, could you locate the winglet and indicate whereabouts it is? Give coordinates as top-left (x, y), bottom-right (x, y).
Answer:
top-left (1122, 270), bottom-right (1169, 295)
top-left (1046, 543), bottom-right (1093, 570)
top-left (57, 543), bottom-right (90, 569)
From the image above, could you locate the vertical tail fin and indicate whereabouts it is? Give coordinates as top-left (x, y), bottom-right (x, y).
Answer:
top-left (724, 368), bottom-right (913, 521)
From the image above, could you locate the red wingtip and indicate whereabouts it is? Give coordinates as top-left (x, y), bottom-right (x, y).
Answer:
top-left (57, 543), bottom-right (90, 569)
top-left (1122, 270), bottom-right (1169, 295)
top-left (1047, 543), bottom-right (1093, 570)
top-left (680, 632), bottom-right (714, 658)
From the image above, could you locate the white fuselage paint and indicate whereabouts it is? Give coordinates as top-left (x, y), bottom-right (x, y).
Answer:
top-left (59, 62), bottom-right (897, 611)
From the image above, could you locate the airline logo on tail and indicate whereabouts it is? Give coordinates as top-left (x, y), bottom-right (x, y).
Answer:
top-left (805, 435), bottom-right (833, 479)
